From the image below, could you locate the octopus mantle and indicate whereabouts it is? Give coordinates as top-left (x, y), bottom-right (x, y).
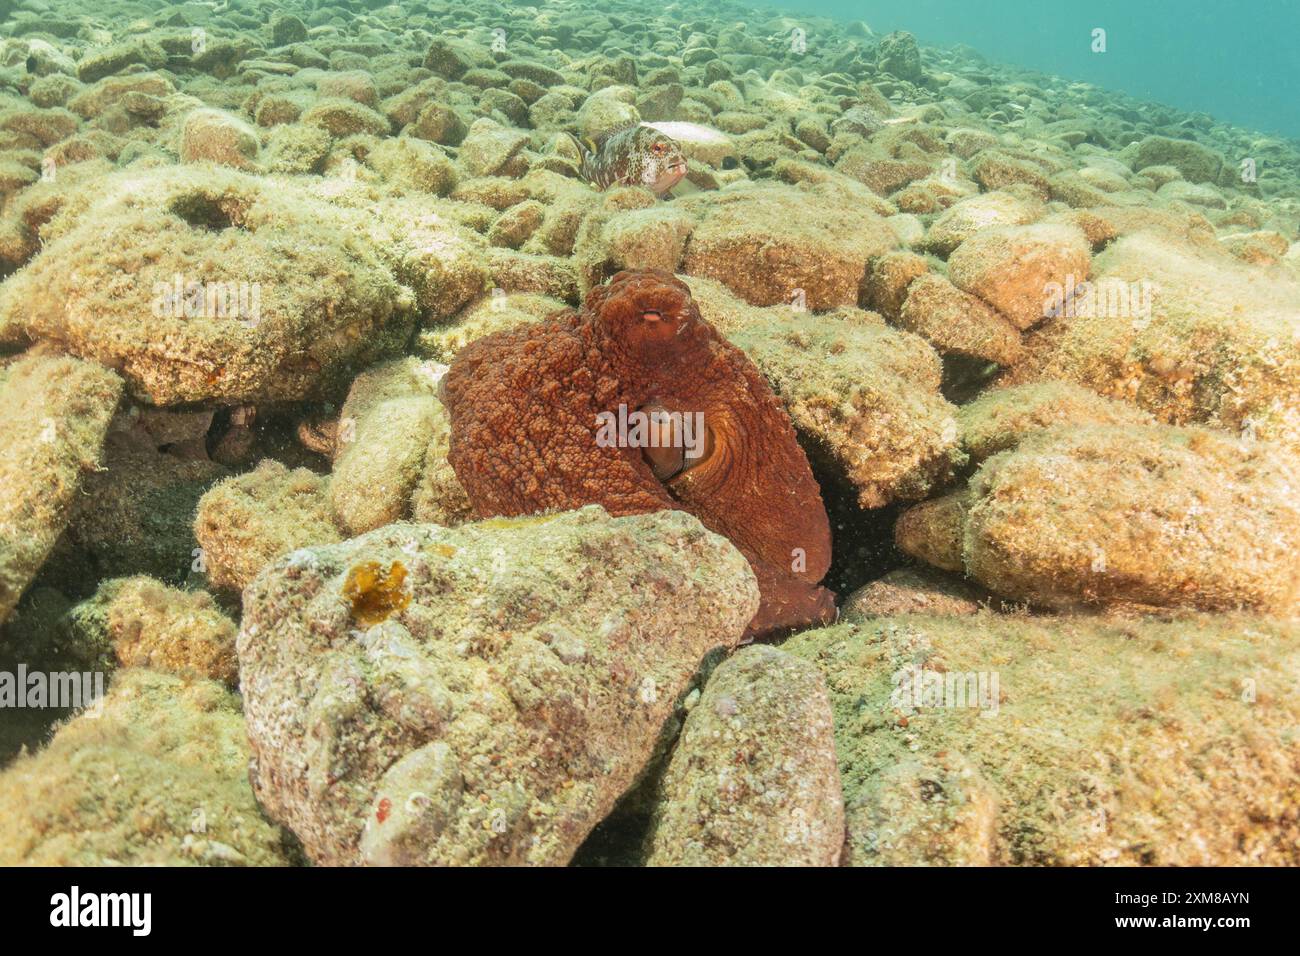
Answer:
top-left (441, 270), bottom-right (835, 639)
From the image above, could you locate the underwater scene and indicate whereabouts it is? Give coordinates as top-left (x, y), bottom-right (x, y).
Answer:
top-left (0, 0), bottom-right (1297, 876)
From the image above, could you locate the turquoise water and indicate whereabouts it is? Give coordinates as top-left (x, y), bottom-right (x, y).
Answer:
top-left (786, 0), bottom-right (1300, 139)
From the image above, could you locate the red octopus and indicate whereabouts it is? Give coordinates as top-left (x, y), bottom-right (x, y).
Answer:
top-left (440, 269), bottom-right (835, 639)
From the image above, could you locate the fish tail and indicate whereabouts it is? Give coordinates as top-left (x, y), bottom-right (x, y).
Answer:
top-left (565, 131), bottom-right (596, 181)
top-left (564, 131), bottom-right (590, 158)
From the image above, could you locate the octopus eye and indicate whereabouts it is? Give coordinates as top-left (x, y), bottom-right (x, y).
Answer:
top-left (641, 309), bottom-right (663, 322)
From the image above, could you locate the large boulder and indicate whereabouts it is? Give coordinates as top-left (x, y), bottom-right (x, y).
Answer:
top-left (899, 423), bottom-right (1300, 614)
top-left (645, 645), bottom-right (845, 867)
top-left (0, 167), bottom-right (415, 405)
top-left (330, 358), bottom-right (445, 536)
top-left (1125, 134), bottom-right (1225, 184)
top-left (681, 183), bottom-right (896, 310)
top-left (922, 190), bottom-right (1044, 256)
top-left (1007, 231), bottom-right (1300, 454)
top-left (947, 222), bottom-right (1092, 330)
top-left (0, 669), bottom-right (293, 866)
top-left (729, 312), bottom-right (961, 508)
top-left (897, 272), bottom-right (1023, 366)
top-left (0, 353), bottom-right (122, 624)
top-left (178, 107), bottom-right (260, 169)
top-left (238, 507), bottom-right (758, 866)
top-left (957, 381), bottom-right (1155, 464)
top-left (786, 613), bottom-right (1300, 865)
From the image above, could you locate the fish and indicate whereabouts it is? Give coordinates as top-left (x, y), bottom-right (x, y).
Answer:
top-left (831, 104), bottom-right (885, 138)
top-left (569, 124), bottom-right (688, 195)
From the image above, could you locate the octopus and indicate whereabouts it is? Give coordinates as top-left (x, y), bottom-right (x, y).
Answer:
top-left (440, 269), bottom-right (835, 640)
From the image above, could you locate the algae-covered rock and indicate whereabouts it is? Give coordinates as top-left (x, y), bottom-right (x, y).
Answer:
top-left (901, 424), bottom-right (1300, 614)
top-left (0, 166), bottom-right (414, 405)
top-left (178, 107), bottom-right (260, 169)
top-left (968, 150), bottom-right (1052, 199)
top-left (922, 190), bottom-right (1044, 257)
top-left (0, 157), bottom-right (120, 277)
top-left (457, 117), bottom-right (529, 178)
top-left (834, 149), bottom-right (932, 199)
top-left (730, 313), bottom-right (962, 508)
top-left (68, 72), bottom-right (174, 121)
top-left (67, 577), bottom-right (238, 685)
top-left (574, 203), bottom-right (696, 294)
top-left (301, 97), bottom-right (390, 138)
top-left (898, 272), bottom-right (1023, 366)
top-left (487, 199), bottom-right (546, 249)
top-left (948, 222), bottom-right (1092, 330)
top-left (0, 352), bottom-right (122, 624)
top-left (0, 669), bottom-right (293, 866)
top-left (366, 136), bottom-right (457, 196)
top-left (414, 291), bottom-right (562, 364)
top-left (1008, 231), bottom-right (1300, 454)
top-left (841, 567), bottom-right (989, 619)
top-left (409, 398), bottom-right (475, 528)
top-left (877, 31), bottom-right (925, 82)
top-left (519, 176), bottom-right (602, 258)
top-left (681, 182), bottom-right (896, 310)
top-left (194, 459), bottom-right (341, 594)
top-left (238, 507), bottom-right (759, 866)
top-left (358, 196), bottom-right (489, 322)
top-left (0, 0), bottom-right (1297, 874)
top-left (330, 358), bottom-right (444, 536)
top-left (894, 488), bottom-right (969, 574)
top-left (680, 273), bottom-right (796, 336)
top-left (262, 119), bottom-right (330, 171)
top-left (861, 250), bottom-right (929, 321)
top-left (485, 248), bottom-right (579, 301)
top-left (421, 36), bottom-right (493, 80)
top-left (785, 613), bottom-right (1300, 865)
top-left (645, 645), bottom-right (845, 867)
top-left (76, 39), bottom-right (166, 83)
top-left (577, 85), bottom-right (640, 141)
top-left (957, 381), bottom-right (1155, 464)
top-left (1125, 134), bottom-right (1225, 184)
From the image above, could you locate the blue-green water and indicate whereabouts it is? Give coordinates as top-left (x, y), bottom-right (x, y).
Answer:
top-left (788, 0), bottom-right (1300, 139)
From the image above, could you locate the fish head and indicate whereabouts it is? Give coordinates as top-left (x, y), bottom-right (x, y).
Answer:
top-left (632, 128), bottom-right (688, 194)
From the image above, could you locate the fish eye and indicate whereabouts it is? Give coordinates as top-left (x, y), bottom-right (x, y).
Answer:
top-left (652, 143), bottom-right (665, 154)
